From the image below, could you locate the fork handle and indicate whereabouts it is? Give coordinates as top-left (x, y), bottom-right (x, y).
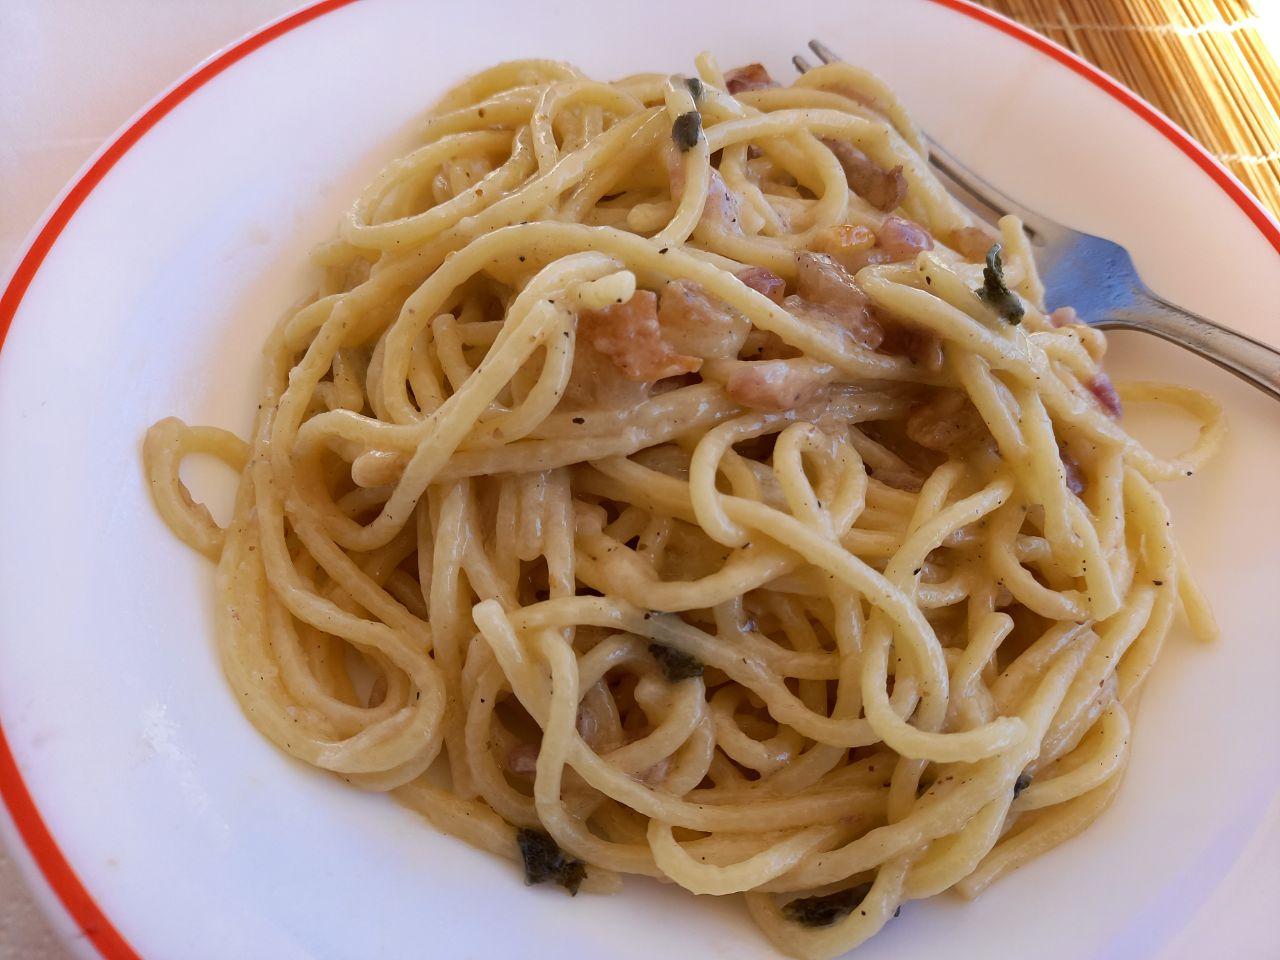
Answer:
top-left (1098, 289), bottom-right (1280, 401)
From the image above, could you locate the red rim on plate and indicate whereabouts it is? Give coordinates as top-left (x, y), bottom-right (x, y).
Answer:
top-left (0, 2), bottom-right (1276, 957)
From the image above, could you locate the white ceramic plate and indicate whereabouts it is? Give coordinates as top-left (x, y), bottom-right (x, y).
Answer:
top-left (2, 1), bottom-right (1278, 957)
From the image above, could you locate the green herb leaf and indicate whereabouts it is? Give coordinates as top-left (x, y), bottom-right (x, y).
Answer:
top-left (649, 642), bottom-right (703, 682)
top-left (783, 884), bottom-right (872, 927)
top-left (672, 110), bottom-right (702, 152)
top-left (517, 828), bottom-right (587, 895)
top-left (975, 243), bottom-right (1024, 325)
top-left (684, 76), bottom-right (704, 101)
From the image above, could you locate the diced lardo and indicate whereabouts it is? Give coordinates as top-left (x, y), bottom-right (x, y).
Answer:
top-left (736, 266), bottom-right (786, 305)
top-left (906, 390), bottom-right (990, 454)
top-left (821, 137), bottom-right (908, 211)
top-left (658, 280), bottom-right (750, 360)
top-left (578, 290), bottom-right (702, 382)
top-left (726, 360), bottom-right (825, 411)
top-left (724, 63), bottom-right (779, 94)
top-left (793, 252), bottom-right (885, 349)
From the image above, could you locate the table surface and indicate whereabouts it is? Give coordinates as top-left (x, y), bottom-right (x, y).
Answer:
top-left (1, 1), bottom-right (1274, 958)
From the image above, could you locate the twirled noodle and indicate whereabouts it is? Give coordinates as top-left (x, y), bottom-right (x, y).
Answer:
top-left (143, 54), bottom-right (1223, 958)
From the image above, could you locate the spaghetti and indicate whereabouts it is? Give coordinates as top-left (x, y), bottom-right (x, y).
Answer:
top-left (143, 54), bottom-right (1223, 958)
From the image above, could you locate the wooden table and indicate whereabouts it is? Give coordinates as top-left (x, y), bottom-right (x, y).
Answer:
top-left (980, 0), bottom-right (1280, 215)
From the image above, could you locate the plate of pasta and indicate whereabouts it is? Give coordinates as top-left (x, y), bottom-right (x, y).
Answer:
top-left (2, 1), bottom-right (1279, 959)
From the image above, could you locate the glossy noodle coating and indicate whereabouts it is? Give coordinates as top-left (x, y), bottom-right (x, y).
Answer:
top-left (144, 53), bottom-right (1224, 959)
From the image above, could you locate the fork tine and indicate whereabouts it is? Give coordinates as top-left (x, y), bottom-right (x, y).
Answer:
top-left (925, 137), bottom-right (1055, 242)
top-left (792, 54), bottom-right (813, 75)
top-left (808, 39), bottom-right (841, 64)
top-left (926, 161), bottom-right (1007, 229)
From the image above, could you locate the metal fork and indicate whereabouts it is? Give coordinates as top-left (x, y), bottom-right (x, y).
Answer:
top-left (796, 39), bottom-right (1280, 400)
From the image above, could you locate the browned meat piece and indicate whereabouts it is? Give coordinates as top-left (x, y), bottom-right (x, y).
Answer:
top-left (726, 360), bottom-right (825, 411)
top-left (905, 390), bottom-right (989, 454)
top-left (796, 250), bottom-right (870, 312)
top-left (813, 217), bottom-right (934, 274)
top-left (876, 216), bottom-right (934, 262)
top-left (879, 322), bottom-right (944, 370)
top-left (658, 280), bottom-right (749, 360)
top-left (737, 266), bottom-right (786, 304)
top-left (562, 344), bottom-right (652, 410)
top-left (739, 329), bottom-right (797, 361)
top-left (578, 290), bottom-right (702, 381)
top-left (785, 294), bottom-right (884, 351)
top-left (725, 63), bottom-right (779, 94)
top-left (792, 251), bottom-right (884, 349)
top-left (812, 223), bottom-right (878, 274)
top-left (946, 226), bottom-right (998, 263)
top-left (821, 138), bottom-right (908, 212)
top-left (1086, 372), bottom-right (1122, 418)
